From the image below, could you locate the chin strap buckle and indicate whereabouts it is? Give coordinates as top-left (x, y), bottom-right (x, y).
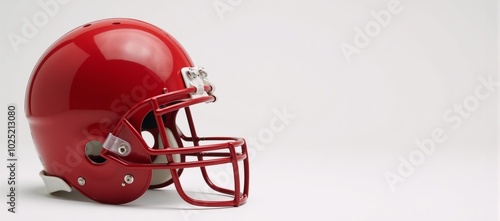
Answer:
top-left (181, 67), bottom-right (216, 101)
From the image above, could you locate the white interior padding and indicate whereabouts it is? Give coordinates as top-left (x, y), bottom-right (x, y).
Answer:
top-left (39, 170), bottom-right (72, 193)
top-left (150, 127), bottom-right (181, 186)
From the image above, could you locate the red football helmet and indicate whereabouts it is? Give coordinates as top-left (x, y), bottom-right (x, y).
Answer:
top-left (25, 18), bottom-right (249, 207)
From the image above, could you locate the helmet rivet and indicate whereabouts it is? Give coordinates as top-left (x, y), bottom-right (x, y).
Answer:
top-left (124, 174), bottom-right (134, 185)
top-left (118, 145), bottom-right (128, 155)
top-left (77, 177), bottom-right (86, 186)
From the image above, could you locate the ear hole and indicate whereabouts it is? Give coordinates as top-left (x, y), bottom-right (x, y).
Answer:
top-left (141, 131), bottom-right (155, 148)
top-left (85, 140), bottom-right (107, 164)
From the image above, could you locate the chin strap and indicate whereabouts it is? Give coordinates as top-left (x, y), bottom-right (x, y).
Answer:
top-left (39, 171), bottom-right (72, 193)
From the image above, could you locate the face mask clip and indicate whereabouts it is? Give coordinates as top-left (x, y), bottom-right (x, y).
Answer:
top-left (181, 67), bottom-right (216, 102)
top-left (103, 133), bottom-right (132, 157)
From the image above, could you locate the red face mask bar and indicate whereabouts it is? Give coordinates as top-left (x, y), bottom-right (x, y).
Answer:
top-left (101, 75), bottom-right (249, 207)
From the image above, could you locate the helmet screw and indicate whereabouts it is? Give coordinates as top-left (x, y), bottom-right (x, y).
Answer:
top-left (187, 70), bottom-right (196, 79)
top-left (118, 145), bottom-right (128, 155)
top-left (124, 174), bottom-right (134, 185)
top-left (77, 177), bottom-right (86, 186)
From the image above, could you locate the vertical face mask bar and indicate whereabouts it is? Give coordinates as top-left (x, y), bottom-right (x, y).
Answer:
top-left (150, 98), bottom-right (176, 165)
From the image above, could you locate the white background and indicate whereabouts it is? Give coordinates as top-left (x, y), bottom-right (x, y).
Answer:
top-left (0, 0), bottom-right (498, 220)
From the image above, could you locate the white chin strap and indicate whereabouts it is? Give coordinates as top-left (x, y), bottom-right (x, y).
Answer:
top-left (150, 127), bottom-right (181, 186)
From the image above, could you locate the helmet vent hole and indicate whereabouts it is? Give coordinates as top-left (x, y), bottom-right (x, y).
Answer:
top-left (85, 140), bottom-right (107, 164)
top-left (141, 131), bottom-right (155, 148)
top-left (83, 24), bottom-right (91, 28)
top-left (112, 22), bottom-right (121, 25)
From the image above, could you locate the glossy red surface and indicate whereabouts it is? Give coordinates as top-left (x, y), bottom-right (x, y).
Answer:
top-left (25, 18), bottom-right (249, 206)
